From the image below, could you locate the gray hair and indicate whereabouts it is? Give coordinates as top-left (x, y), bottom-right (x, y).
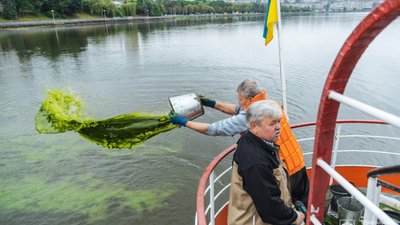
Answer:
top-left (237, 80), bottom-right (262, 98)
top-left (246, 100), bottom-right (282, 127)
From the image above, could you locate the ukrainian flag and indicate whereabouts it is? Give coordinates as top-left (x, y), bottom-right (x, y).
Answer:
top-left (263, 0), bottom-right (278, 46)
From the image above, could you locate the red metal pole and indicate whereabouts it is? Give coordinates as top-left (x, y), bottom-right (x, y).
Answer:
top-left (307, 1), bottom-right (400, 224)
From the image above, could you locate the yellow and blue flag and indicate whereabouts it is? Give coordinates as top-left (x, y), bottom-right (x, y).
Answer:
top-left (263, 0), bottom-right (278, 46)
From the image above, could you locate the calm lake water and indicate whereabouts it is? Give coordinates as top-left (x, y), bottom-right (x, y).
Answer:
top-left (0, 13), bottom-right (399, 225)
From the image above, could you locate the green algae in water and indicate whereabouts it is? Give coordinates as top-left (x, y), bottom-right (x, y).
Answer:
top-left (79, 112), bottom-right (176, 149)
top-left (0, 176), bottom-right (175, 223)
top-left (35, 89), bottom-right (177, 149)
top-left (35, 89), bottom-right (95, 133)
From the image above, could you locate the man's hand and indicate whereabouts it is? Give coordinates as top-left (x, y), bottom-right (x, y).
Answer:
top-left (199, 95), bottom-right (216, 108)
top-left (293, 211), bottom-right (305, 225)
top-left (169, 112), bottom-right (188, 126)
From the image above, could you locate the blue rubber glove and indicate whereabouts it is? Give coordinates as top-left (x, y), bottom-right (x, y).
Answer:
top-left (199, 95), bottom-right (216, 108)
top-left (169, 112), bottom-right (188, 126)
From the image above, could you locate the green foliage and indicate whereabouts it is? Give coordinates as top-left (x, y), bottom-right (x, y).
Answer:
top-left (162, 0), bottom-right (264, 15)
top-left (163, 0), bottom-right (182, 14)
top-left (136, 0), bottom-right (147, 15)
top-left (34, 0), bottom-right (82, 16)
top-left (3, 0), bottom-right (18, 19)
top-left (148, 1), bottom-right (165, 16)
top-left (91, 0), bottom-right (116, 17)
top-left (65, 0), bottom-right (83, 15)
top-left (121, 1), bottom-right (136, 16)
top-left (182, 3), bottom-right (193, 14)
top-left (281, 4), bottom-right (312, 13)
top-left (115, 6), bottom-right (123, 16)
top-left (82, 0), bottom-right (93, 13)
top-left (249, 2), bottom-right (264, 13)
top-left (136, 0), bottom-right (164, 16)
top-left (15, 0), bottom-right (42, 15)
top-left (196, 2), bottom-right (213, 14)
top-left (208, 0), bottom-right (227, 13)
top-left (0, 0), bottom-right (268, 20)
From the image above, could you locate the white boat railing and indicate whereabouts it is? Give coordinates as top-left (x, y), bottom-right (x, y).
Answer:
top-left (195, 120), bottom-right (400, 225)
top-left (329, 91), bottom-right (400, 129)
top-left (313, 159), bottom-right (398, 225)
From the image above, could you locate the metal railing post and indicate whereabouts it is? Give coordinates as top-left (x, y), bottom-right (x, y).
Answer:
top-left (317, 159), bottom-right (397, 225)
top-left (209, 171), bottom-right (215, 225)
top-left (364, 177), bottom-right (378, 225)
top-left (330, 124), bottom-right (341, 184)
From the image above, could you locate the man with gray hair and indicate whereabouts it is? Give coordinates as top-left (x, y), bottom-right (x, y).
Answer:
top-left (228, 100), bottom-right (305, 225)
top-left (169, 79), bottom-right (261, 136)
top-left (169, 79), bottom-right (309, 206)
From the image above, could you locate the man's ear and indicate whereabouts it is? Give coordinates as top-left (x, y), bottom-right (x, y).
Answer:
top-left (249, 122), bottom-right (260, 135)
top-left (249, 122), bottom-right (257, 130)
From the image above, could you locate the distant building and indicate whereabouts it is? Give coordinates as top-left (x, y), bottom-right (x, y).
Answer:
top-left (285, 1), bottom-right (327, 10)
top-left (329, 0), bottom-right (373, 11)
top-left (227, 0), bottom-right (376, 12)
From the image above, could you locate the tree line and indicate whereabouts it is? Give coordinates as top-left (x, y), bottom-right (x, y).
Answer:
top-left (0, 0), bottom-right (310, 20)
top-left (0, 0), bottom-right (268, 20)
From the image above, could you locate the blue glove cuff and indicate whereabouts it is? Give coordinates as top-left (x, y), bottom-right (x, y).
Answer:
top-left (169, 112), bottom-right (188, 126)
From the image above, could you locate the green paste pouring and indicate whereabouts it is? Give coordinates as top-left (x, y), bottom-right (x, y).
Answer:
top-left (35, 89), bottom-right (177, 149)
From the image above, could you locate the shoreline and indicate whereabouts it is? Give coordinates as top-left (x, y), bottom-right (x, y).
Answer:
top-left (0, 11), bottom-right (369, 30)
top-left (0, 14), bottom-right (264, 29)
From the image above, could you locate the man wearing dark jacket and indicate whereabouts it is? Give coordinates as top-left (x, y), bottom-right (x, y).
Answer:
top-left (228, 100), bottom-right (305, 225)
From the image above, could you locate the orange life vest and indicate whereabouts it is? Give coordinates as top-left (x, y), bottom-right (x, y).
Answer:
top-left (243, 91), bottom-right (305, 175)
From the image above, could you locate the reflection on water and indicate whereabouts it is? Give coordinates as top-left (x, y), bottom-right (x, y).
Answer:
top-left (0, 15), bottom-right (264, 62)
top-left (0, 14), bottom-right (399, 225)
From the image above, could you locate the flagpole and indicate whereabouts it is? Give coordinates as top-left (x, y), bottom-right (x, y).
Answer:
top-left (275, 0), bottom-right (288, 117)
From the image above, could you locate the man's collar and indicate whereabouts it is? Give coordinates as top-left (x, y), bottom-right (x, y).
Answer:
top-left (263, 140), bottom-right (275, 147)
top-left (246, 131), bottom-right (278, 151)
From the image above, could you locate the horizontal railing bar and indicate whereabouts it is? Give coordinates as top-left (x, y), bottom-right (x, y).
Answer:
top-left (204, 167), bottom-right (233, 196)
top-left (303, 150), bottom-right (400, 157)
top-left (310, 214), bottom-right (322, 225)
top-left (204, 186), bottom-right (210, 195)
top-left (297, 137), bottom-right (315, 142)
top-left (214, 166), bottom-right (232, 183)
top-left (204, 184), bottom-right (232, 216)
top-left (197, 144), bottom-right (237, 225)
top-left (290, 120), bottom-right (387, 129)
top-left (205, 205), bottom-right (210, 215)
top-left (317, 159), bottom-right (397, 225)
top-left (338, 135), bottom-right (400, 140)
top-left (330, 150), bottom-right (400, 156)
top-left (368, 165), bottom-right (400, 178)
top-left (298, 135), bottom-right (400, 142)
top-left (378, 179), bottom-right (400, 193)
top-left (214, 184), bottom-right (231, 201)
top-left (215, 202), bottom-right (229, 219)
top-left (329, 91), bottom-right (400, 128)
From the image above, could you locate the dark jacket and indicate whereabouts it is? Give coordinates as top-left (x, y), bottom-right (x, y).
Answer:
top-left (231, 131), bottom-right (297, 225)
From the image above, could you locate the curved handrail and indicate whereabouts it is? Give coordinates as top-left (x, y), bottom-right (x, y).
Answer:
top-left (368, 165), bottom-right (400, 178)
top-left (195, 119), bottom-right (398, 225)
top-left (309, 0), bottom-right (400, 223)
top-left (196, 144), bottom-right (237, 225)
top-left (291, 119), bottom-right (387, 129)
